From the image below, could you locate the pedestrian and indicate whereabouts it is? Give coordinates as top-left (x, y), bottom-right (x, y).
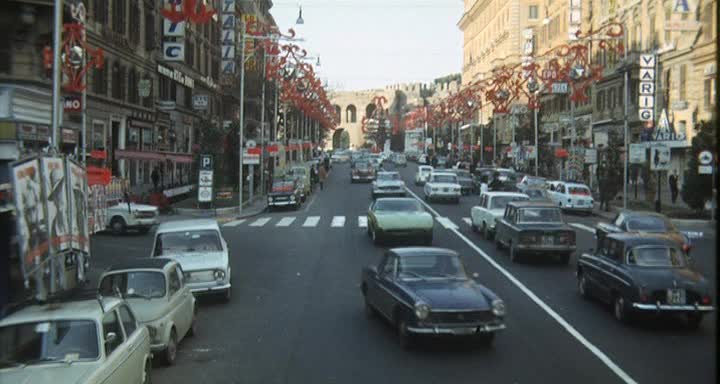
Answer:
top-left (324, 156), bottom-right (330, 172)
top-left (318, 164), bottom-right (327, 190)
top-left (310, 165), bottom-right (319, 190)
top-left (431, 155), bottom-right (438, 168)
top-left (151, 167), bottom-right (159, 192)
top-left (669, 171), bottom-right (679, 204)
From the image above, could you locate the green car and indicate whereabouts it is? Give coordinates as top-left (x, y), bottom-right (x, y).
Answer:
top-left (287, 165), bottom-right (311, 200)
top-left (367, 198), bottom-right (434, 245)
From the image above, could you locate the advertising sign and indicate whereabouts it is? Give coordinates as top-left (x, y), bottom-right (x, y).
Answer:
top-left (66, 159), bottom-right (89, 253)
top-left (63, 95), bottom-right (82, 112)
top-left (221, 0), bottom-right (236, 75)
top-left (41, 157), bottom-right (71, 253)
top-left (163, 0), bottom-right (185, 62)
top-left (629, 143), bottom-right (647, 164)
top-left (584, 148), bottom-right (597, 164)
top-left (12, 158), bottom-right (49, 276)
top-left (193, 94), bottom-right (209, 110)
top-left (243, 150), bottom-right (260, 165)
top-left (163, 42), bottom-right (185, 61)
top-left (638, 55), bottom-right (656, 122)
top-left (650, 144), bottom-right (671, 171)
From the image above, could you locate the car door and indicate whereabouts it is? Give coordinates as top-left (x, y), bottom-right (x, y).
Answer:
top-left (166, 267), bottom-right (189, 337)
top-left (175, 265), bottom-right (194, 337)
top-left (374, 254), bottom-right (399, 318)
top-left (471, 194), bottom-right (486, 226)
top-left (495, 205), bottom-right (512, 245)
top-left (101, 309), bottom-right (128, 384)
top-left (596, 238), bottom-right (624, 303)
top-left (118, 304), bottom-right (147, 384)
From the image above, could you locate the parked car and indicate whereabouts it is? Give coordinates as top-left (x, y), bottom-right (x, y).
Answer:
top-left (0, 296), bottom-right (153, 384)
top-left (366, 198), bottom-right (434, 245)
top-left (372, 172), bottom-right (406, 199)
top-left (393, 153), bottom-right (407, 167)
top-left (423, 172), bottom-right (462, 203)
top-left (267, 178), bottom-right (303, 210)
top-left (286, 165), bottom-right (311, 198)
top-left (516, 175), bottom-right (547, 193)
top-left (576, 233), bottom-right (714, 328)
top-left (452, 169), bottom-right (476, 195)
top-left (471, 192), bottom-right (530, 240)
top-left (414, 165), bottom-right (434, 185)
top-left (595, 210), bottom-right (692, 253)
top-left (351, 161), bottom-right (376, 183)
top-left (494, 201), bottom-right (576, 264)
top-left (106, 200), bottom-right (159, 235)
top-left (98, 258), bottom-right (196, 365)
top-left (361, 247), bottom-right (506, 348)
top-left (152, 219), bottom-right (232, 301)
top-left (546, 181), bottom-right (594, 214)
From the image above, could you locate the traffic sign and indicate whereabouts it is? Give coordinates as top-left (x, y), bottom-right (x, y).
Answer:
top-left (246, 140), bottom-right (257, 148)
top-left (650, 144), bottom-right (671, 171)
top-left (629, 144), bottom-right (647, 164)
top-left (698, 150), bottom-right (713, 165)
top-left (699, 165), bottom-right (713, 175)
top-left (199, 170), bottom-right (213, 187)
top-left (198, 186), bottom-right (213, 203)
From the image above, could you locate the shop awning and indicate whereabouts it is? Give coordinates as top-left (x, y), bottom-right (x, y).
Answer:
top-left (114, 149), bottom-right (194, 164)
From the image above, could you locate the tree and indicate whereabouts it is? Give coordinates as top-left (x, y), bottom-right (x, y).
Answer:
top-left (681, 120), bottom-right (717, 211)
top-left (597, 129), bottom-right (623, 210)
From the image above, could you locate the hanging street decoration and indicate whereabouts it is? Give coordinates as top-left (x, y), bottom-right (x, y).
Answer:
top-left (161, 0), bottom-right (216, 24)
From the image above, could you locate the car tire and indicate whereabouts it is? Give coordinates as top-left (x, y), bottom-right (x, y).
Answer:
top-left (223, 286), bottom-right (232, 302)
top-left (577, 273), bottom-right (590, 299)
top-left (613, 295), bottom-right (631, 324)
top-left (162, 328), bottom-right (177, 366)
top-left (483, 223), bottom-right (493, 240)
top-left (110, 217), bottom-right (126, 235)
top-left (397, 317), bottom-right (413, 349)
top-left (686, 313), bottom-right (703, 330)
top-left (187, 306), bottom-right (198, 337)
top-left (372, 228), bottom-right (382, 245)
top-left (509, 243), bottom-right (520, 263)
top-left (143, 358), bottom-right (152, 384)
top-left (476, 332), bottom-right (495, 347)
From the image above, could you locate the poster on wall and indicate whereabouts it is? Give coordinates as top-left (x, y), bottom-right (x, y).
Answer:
top-left (41, 157), bottom-right (71, 253)
top-left (11, 157), bottom-right (49, 276)
top-left (67, 159), bottom-right (90, 253)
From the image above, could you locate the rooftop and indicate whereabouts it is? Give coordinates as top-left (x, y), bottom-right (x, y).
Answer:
top-left (156, 219), bottom-right (220, 234)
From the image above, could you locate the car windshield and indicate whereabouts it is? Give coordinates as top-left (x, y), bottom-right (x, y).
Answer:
top-left (377, 173), bottom-right (400, 181)
top-left (272, 182), bottom-right (294, 191)
top-left (0, 320), bottom-right (99, 365)
top-left (517, 208), bottom-right (562, 223)
top-left (154, 230), bottom-right (222, 255)
top-left (99, 271), bottom-right (166, 299)
top-left (374, 199), bottom-right (423, 212)
top-left (491, 195), bottom-right (529, 209)
top-left (432, 175), bottom-right (456, 183)
top-left (420, 168), bottom-right (432, 174)
top-left (569, 186), bottom-right (591, 195)
top-left (626, 216), bottom-right (669, 232)
top-left (356, 163), bottom-right (370, 170)
top-left (627, 246), bottom-right (686, 267)
top-left (397, 253), bottom-right (468, 280)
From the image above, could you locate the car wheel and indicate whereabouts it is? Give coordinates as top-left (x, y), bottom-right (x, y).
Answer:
top-left (143, 358), bottom-right (152, 384)
top-left (509, 243), bottom-right (520, 263)
top-left (110, 217), bottom-right (126, 235)
top-left (187, 306), bottom-right (198, 337)
top-left (162, 328), bottom-right (177, 365)
top-left (613, 295), bottom-right (630, 323)
top-left (476, 332), bottom-right (495, 347)
top-left (686, 313), bottom-right (703, 330)
top-left (577, 273), bottom-right (590, 299)
top-left (397, 317), bottom-right (413, 349)
top-left (483, 223), bottom-right (493, 240)
top-left (223, 286), bottom-right (232, 302)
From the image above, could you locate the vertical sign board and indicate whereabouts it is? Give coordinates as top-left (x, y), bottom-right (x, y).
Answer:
top-left (629, 143), bottom-right (647, 164)
top-left (568, 0), bottom-right (582, 40)
top-left (650, 144), bottom-right (671, 171)
top-left (222, 0), bottom-right (236, 76)
top-left (198, 155), bottom-right (214, 203)
top-left (163, 1), bottom-right (185, 62)
top-left (638, 55), bottom-right (656, 121)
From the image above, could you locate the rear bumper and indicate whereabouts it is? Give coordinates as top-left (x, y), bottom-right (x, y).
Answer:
top-left (407, 322), bottom-right (506, 335)
top-left (631, 303), bottom-right (715, 312)
top-left (427, 192), bottom-right (461, 199)
top-left (515, 244), bottom-right (576, 253)
top-left (380, 228), bottom-right (432, 238)
top-left (268, 200), bottom-right (297, 207)
top-left (373, 189), bottom-right (406, 196)
top-left (188, 282), bottom-right (231, 294)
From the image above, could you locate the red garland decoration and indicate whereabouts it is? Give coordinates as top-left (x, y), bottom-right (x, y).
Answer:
top-left (61, 23), bottom-right (104, 93)
top-left (161, 0), bottom-right (216, 24)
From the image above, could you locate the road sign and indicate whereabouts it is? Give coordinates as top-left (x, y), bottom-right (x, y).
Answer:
top-left (199, 170), bottom-right (213, 187)
top-left (650, 144), bottom-right (671, 171)
top-left (629, 144), bottom-right (647, 164)
top-left (198, 186), bottom-right (213, 203)
top-left (243, 149), bottom-right (260, 165)
top-left (246, 140), bottom-right (256, 148)
top-left (551, 82), bottom-right (569, 94)
top-left (200, 154), bottom-right (213, 170)
top-left (699, 165), bottom-right (713, 174)
top-left (699, 150), bottom-right (713, 165)
top-left (192, 94), bottom-right (209, 110)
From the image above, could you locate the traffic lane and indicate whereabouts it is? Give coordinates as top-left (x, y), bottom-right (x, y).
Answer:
top-left (89, 231), bottom-right (156, 283)
top-left (450, 216), bottom-right (716, 384)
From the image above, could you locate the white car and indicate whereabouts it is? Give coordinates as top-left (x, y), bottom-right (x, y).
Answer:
top-left (414, 165), bottom-right (434, 185)
top-left (0, 297), bottom-right (152, 384)
top-left (423, 172), bottom-right (462, 203)
top-left (372, 171), bottom-right (406, 199)
top-left (418, 154), bottom-right (428, 164)
top-left (99, 258), bottom-right (197, 365)
top-left (516, 175), bottom-right (547, 193)
top-left (331, 151), bottom-right (349, 163)
top-left (151, 219), bottom-right (232, 301)
top-left (471, 192), bottom-right (530, 239)
top-left (106, 201), bottom-right (159, 235)
top-left (546, 181), bottom-right (594, 214)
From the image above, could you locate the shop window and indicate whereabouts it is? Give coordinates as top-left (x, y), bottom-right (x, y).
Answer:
top-left (705, 78), bottom-right (716, 108)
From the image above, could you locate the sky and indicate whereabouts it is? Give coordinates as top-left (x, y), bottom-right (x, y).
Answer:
top-left (269, 0), bottom-right (464, 91)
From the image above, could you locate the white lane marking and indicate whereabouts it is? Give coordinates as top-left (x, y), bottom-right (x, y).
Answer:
top-left (249, 217), bottom-right (271, 227)
top-left (436, 216), bottom-right (458, 229)
top-left (403, 186), bottom-right (638, 384)
top-left (462, 217), bottom-right (472, 226)
top-left (331, 216), bottom-right (346, 228)
top-left (223, 219), bottom-right (246, 227)
top-left (304, 194), bottom-right (317, 212)
top-left (569, 223), bottom-right (596, 233)
top-left (358, 216), bottom-right (368, 228)
top-left (303, 216), bottom-right (320, 227)
top-left (276, 217), bottom-right (296, 227)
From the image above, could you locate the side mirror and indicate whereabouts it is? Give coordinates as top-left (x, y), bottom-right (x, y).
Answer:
top-left (105, 332), bottom-right (117, 345)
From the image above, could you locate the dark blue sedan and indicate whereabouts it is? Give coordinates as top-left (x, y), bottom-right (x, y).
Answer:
top-left (361, 247), bottom-right (506, 348)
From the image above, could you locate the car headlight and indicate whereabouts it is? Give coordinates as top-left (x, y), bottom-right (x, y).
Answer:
top-left (214, 269), bottom-right (226, 281)
top-left (414, 302), bottom-right (431, 320)
top-left (290, 195), bottom-right (296, 201)
top-left (267, 197), bottom-right (273, 203)
top-left (492, 299), bottom-right (506, 317)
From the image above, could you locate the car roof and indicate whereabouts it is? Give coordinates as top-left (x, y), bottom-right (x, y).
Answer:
top-left (482, 191), bottom-right (528, 197)
top-left (106, 257), bottom-right (175, 272)
top-left (508, 200), bottom-right (557, 208)
top-left (156, 219), bottom-right (220, 233)
top-left (617, 210), bottom-right (669, 219)
top-left (389, 247), bottom-right (459, 258)
top-left (0, 297), bottom-right (124, 326)
top-left (375, 197), bottom-right (418, 203)
top-left (606, 233), bottom-right (682, 247)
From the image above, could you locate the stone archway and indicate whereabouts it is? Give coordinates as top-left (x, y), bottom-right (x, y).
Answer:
top-left (332, 128), bottom-right (350, 149)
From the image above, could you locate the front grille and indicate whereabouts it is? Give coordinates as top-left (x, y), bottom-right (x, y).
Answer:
top-left (428, 310), bottom-right (494, 324)
top-left (135, 211), bottom-right (156, 218)
top-left (186, 270), bottom-right (215, 283)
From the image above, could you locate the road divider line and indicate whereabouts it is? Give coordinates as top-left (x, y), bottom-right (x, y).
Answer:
top-left (223, 219), bottom-right (246, 227)
top-left (331, 216), bottom-right (346, 228)
top-left (569, 223), bottom-right (596, 233)
top-left (404, 186), bottom-right (638, 384)
top-left (276, 217), bottom-right (296, 227)
top-left (303, 216), bottom-right (320, 227)
top-left (436, 216), bottom-right (458, 229)
top-left (249, 217), bottom-right (271, 227)
top-left (358, 216), bottom-right (368, 228)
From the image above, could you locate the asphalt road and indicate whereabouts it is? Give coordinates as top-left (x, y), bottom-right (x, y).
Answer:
top-left (90, 161), bottom-right (716, 384)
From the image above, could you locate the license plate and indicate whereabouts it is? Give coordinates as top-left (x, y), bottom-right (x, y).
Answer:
top-left (543, 236), bottom-right (553, 245)
top-left (666, 289), bottom-right (686, 305)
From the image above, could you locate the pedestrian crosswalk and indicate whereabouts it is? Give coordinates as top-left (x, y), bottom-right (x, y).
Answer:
top-left (222, 215), bottom-right (600, 235)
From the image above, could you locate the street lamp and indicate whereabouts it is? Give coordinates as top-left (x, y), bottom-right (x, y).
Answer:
top-left (296, 6), bottom-right (304, 25)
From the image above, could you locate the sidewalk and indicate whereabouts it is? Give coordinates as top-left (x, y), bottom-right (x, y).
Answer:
top-left (167, 194), bottom-right (267, 223)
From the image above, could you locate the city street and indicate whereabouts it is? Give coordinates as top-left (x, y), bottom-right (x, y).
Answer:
top-left (90, 162), bottom-right (716, 384)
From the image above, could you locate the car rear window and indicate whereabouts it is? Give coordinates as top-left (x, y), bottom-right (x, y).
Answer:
top-left (627, 216), bottom-right (668, 231)
top-left (627, 246), bottom-right (685, 267)
top-left (569, 186), bottom-right (591, 195)
top-left (491, 195), bottom-right (528, 209)
top-left (155, 230), bottom-right (222, 255)
top-left (100, 271), bottom-right (166, 299)
top-left (377, 173), bottom-right (400, 181)
top-left (374, 200), bottom-right (423, 212)
top-left (432, 175), bottom-right (456, 183)
top-left (517, 208), bottom-right (562, 223)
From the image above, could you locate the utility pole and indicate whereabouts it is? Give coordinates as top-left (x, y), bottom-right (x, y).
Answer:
top-left (260, 50), bottom-right (266, 196)
top-left (238, 17), bottom-right (246, 216)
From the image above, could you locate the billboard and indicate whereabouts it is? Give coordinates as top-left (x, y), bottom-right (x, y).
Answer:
top-left (11, 158), bottom-right (49, 276)
top-left (41, 157), bottom-right (71, 253)
top-left (67, 159), bottom-right (89, 253)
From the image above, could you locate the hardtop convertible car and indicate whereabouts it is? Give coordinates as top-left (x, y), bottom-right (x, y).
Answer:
top-left (367, 198), bottom-right (433, 245)
top-left (576, 233), bottom-right (714, 328)
top-left (361, 247), bottom-right (506, 348)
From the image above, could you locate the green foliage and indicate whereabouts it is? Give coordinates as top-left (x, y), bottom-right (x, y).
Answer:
top-left (681, 120), bottom-right (717, 211)
top-left (598, 129), bottom-right (624, 201)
